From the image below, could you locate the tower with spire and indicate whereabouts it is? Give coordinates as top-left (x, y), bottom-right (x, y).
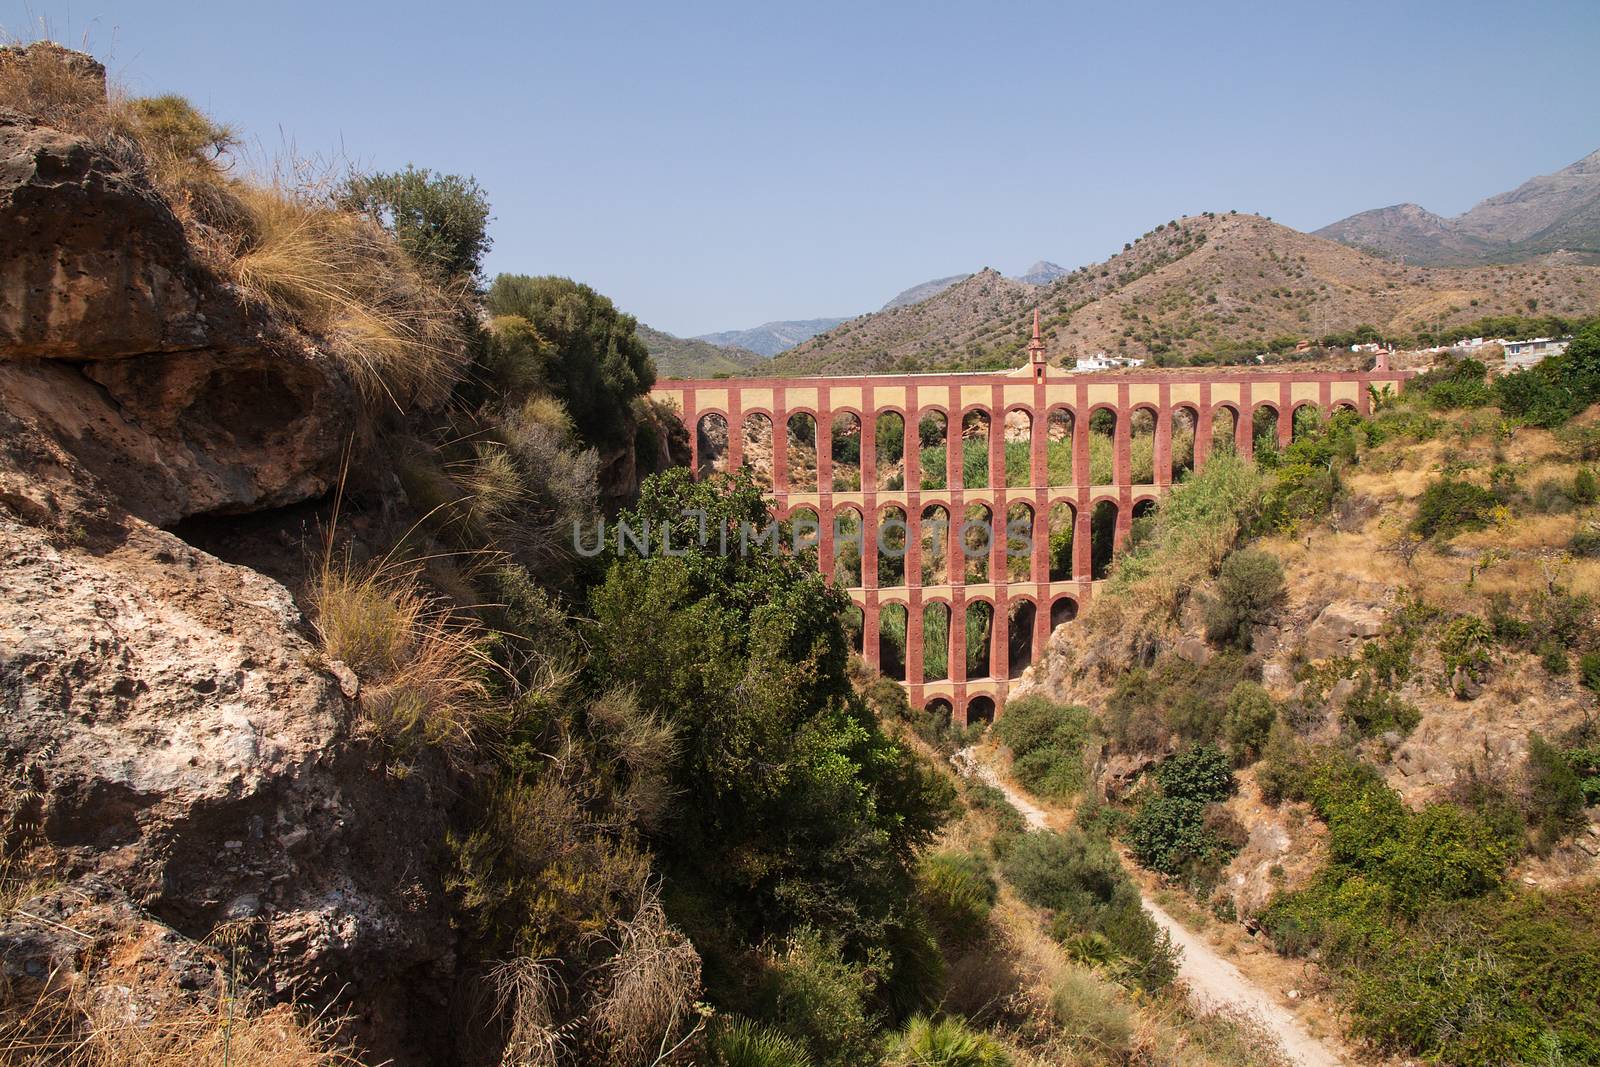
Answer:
top-left (1027, 307), bottom-right (1047, 382)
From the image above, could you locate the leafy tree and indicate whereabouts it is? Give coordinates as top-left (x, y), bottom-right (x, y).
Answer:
top-left (341, 165), bottom-right (492, 283)
top-left (1411, 478), bottom-right (1499, 539)
top-left (1203, 549), bottom-right (1283, 648)
top-left (486, 274), bottom-right (657, 448)
top-left (1223, 682), bottom-right (1277, 762)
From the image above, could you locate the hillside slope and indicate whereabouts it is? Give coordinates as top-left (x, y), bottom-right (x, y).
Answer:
top-left (693, 316), bottom-right (847, 356)
top-left (1318, 148), bottom-right (1600, 265)
top-left (775, 213), bottom-right (1600, 375)
top-left (638, 322), bottom-right (769, 377)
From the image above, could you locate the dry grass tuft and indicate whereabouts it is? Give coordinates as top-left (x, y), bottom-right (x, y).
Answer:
top-left (488, 958), bottom-right (567, 1067)
top-left (590, 891), bottom-right (702, 1065)
top-left (311, 554), bottom-right (500, 764)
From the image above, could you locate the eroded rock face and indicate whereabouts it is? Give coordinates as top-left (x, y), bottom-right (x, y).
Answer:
top-left (0, 515), bottom-right (457, 1063)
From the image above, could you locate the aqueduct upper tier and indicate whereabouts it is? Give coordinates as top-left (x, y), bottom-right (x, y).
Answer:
top-left (650, 321), bottom-right (1410, 724)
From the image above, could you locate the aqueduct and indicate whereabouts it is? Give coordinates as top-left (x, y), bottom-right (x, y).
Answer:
top-left (651, 317), bottom-right (1409, 724)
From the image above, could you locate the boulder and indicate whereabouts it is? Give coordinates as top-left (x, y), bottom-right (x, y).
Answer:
top-left (1301, 599), bottom-right (1386, 660)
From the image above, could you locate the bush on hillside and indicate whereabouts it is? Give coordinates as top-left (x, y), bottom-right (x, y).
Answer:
top-left (1202, 549), bottom-right (1283, 649)
top-left (918, 851), bottom-right (998, 947)
top-left (753, 930), bottom-right (877, 1067)
top-left (1155, 744), bottom-right (1236, 803)
top-left (1410, 477), bottom-right (1499, 539)
top-left (1525, 732), bottom-right (1586, 852)
top-left (992, 697), bottom-right (1092, 799)
top-left (341, 166), bottom-right (492, 284)
top-left (711, 1017), bottom-right (815, 1067)
top-left (1223, 682), bottom-right (1277, 763)
top-left (884, 1015), bottom-right (1011, 1067)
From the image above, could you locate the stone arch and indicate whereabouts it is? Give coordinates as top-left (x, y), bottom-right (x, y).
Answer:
top-left (961, 408), bottom-right (992, 489)
top-left (1088, 405), bottom-right (1117, 485)
top-left (964, 598), bottom-right (994, 680)
top-left (922, 599), bottom-right (951, 681)
top-left (741, 411), bottom-right (775, 489)
top-left (920, 503), bottom-right (951, 585)
top-left (1210, 403), bottom-right (1238, 457)
top-left (696, 412), bottom-right (729, 476)
top-left (1129, 404), bottom-right (1158, 484)
top-left (1047, 500), bottom-right (1076, 582)
top-left (1171, 404), bottom-right (1199, 479)
top-left (878, 503), bottom-right (909, 587)
top-left (1130, 497), bottom-right (1159, 551)
top-left (1089, 498), bottom-right (1118, 580)
top-left (788, 506), bottom-right (820, 560)
top-left (786, 411), bottom-right (818, 491)
top-left (1005, 499), bottom-right (1036, 582)
top-left (1007, 597), bottom-right (1037, 679)
top-left (917, 408), bottom-right (950, 490)
top-left (1004, 405), bottom-right (1033, 488)
top-left (830, 410), bottom-right (862, 491)
top-left (841, 602), bottom-right (864, 657)
top-left (878, 601), bottom-right (908, 681)
top-left (1251, 402), bottom-right (1280, 457)
top-left (1291, 401), bottom-right (1321, 441)
top-left (875, 408), bottom-right (906, 491)
top-left (965, 694), bottom-right (996, 726)
top-left (1046, 406), bottom-right (1074, 486)
top-left (925, 696), bottom-right (953, 729)
top-left (962, 501), bottom-right (993, 583)
top-left (1050, 596), bottom-right (1079, 630)
top-left (832, 505), bottom-right (863, 587)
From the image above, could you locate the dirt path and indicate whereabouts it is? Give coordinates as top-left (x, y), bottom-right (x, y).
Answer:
top-left (953, 748), bottom-right (1346, 1067)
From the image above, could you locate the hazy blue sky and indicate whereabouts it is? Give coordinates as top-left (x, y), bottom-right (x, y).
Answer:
top-left (7, 0), bottom-right (1598, 335)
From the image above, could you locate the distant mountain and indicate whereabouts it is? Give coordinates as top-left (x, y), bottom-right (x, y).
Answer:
top-left (1016, 260), bottom-right (1068, 285)
top-left (1317, 149), bottom-right (1600, 266)
top-left (773, 212), bottom-right (1600, 375)
top-left (693, 317), bottom-right (848, 357)
top-left (637, 324), bottom-right (769, 379)
top-left (881, 274), bottom-right (971, 310)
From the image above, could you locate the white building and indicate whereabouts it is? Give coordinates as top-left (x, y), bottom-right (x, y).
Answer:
top-left (1502, 337), bottom-right (1569, 369)
top-left (1074, 351), bottom-right (1146, 372)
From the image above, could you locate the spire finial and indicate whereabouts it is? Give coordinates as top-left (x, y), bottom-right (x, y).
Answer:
top-left (1032, 307), bottom-right (1041, 340)
top-left (1027, 306), bottom-right (1046, 366)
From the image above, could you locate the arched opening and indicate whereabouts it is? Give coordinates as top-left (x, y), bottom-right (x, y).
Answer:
top-left (1130, 499), bottom-right (1158, 550)
top-left (918, 411), bottom-right (949, 490)
top-left (832, 506), bottom-right (863, 587)
top-left (1129, 407), bottom-right (1156, 484)
top-left (878, 505), bottom-right (908, 587)
top-left (1006, 500), bottom-right (1035, 582)
top-left (1171, 406), bottom-right (1198, 480)
top-left (788, 506), bottom-right (820, 561)
top-left (1008, 599), bottom-right (1037, 678)
top-left (741, 412), bottom-right (774, 489)
top-left (878, 602), bottom-right (908, 681)
top-left (965, 600), bottom-right (994, 679)
top-left (961, 409), bottom-right (991, 489)
top-left (1088, 408), bottom-right (1116, 484)
top-left (925, 697), bottom-right (953, 730)
top-left (1292, 404), bottom-right (1321, 441)
top-left (1048, 501), bottom-right (1076, 582)
top-left (1090, 499), bottom-right (1118, 580)
top-left (1050, 596), bottom-right (1079, 630)
top-left (876, 409), bottom-right (905, 491)
top-left (962, 502), bottom-right (993, 583)
top-left (786, 412), bottom-right (818, 492)
top-left (1047, 408), bottom-right (1074, 485)
top-left (1005, 408), bottom-right (1033, 488)
top-left (1252, 404), bottom-right (1279, 460)
top-left (841, 603), bottom-right (864, 657)
top-left (1210, 406), bottom-right (1238, 457)
top-left (920, 504), bottom-right (950, 585)
top-left (966, 694), bottom-right (996, 726)
top-left (696, 413), bottom-right (729, 477)
top-left (831, 412), bottom-right (861, 491)
top-left (923, 601), bottom-right (951, 681)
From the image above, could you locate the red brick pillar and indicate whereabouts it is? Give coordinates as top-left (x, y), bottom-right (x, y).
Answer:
top-left (947, 492), bottom-right (964, 589)
top-left (1194, 382), bottom-right (1211, 474)
top-left (863, 593), bottom-right (880, 673)
top-left (1031, 387), bottom-right (1048, 489)
top-left (1114, 386), bottom-right (1132, 488)
top-left (728, 389), bottom-right (745, 470)
top-left (1278, 381), bottom-right (1294, 449)
top-left (992, 593), bottom-right (1009, 684)
top-left (683, 389), bottom-right (700, 475)
top-left (988, 403), bottom-right (1004, 491)
top-left (1114, 487), bottom-right (1134, 553)
top-left (947, 392), bottom-right (963, 491)
top-left (989, 496), bottom-right (1007, 588)
top-left (904, 410), bottom-right (919, 493)
top-left (820, 506), bottom-right (835, 583)
top-left (906, 503), bottom-right (925, 594)
top-left (950, 589), bottom-right (968, 688)
top-left (1073, 391), bottom-right (1091, 488)
top-left (1358, 376), bottom-right (1372, 416)
top-left (861, 401), bottom-right (878, 491)
top-left (1031, 496), bottom-right (1049, 585)
top-left (863, 505), bottom-right (880, 592)
top-left (816, 406), bottom-right (834, 492)
top-left (1073, 496), bottom-right (1092, 580)
top-left (772, 393), bottom-right (789, 493)
top-left (1034, 593), bottom-right (1051, 660)
top-left (1237, 383), bottom-right (1254, 461)
top-left (1319, 379), bottom-right (1332, 419)
top-left (1155, 385), bottom-right (1172, 487)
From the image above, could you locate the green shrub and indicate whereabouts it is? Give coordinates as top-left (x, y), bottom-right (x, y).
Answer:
top-left (992, 697), bottom-right (1091, 799)
top-left (1410, 477), bottom-right (1499, 539)
top-left (341, 165), bottom-right (492, 283)
top-left (918, 852), bottom-right (997, 946)
top-left (1572, 527), bottom-right (1600, 558)
top-left (964, 782), bottom-right (1027, 840)
top-left (1411, 357), bottom-right (1492, 409)
top-left (1048, 968), bottom-right (1133, 1052)
top-left (1438, 614), bottom-right (1493, 694)
top-left (884, 1015), bottom-right (1011, 1067)
top-left (1574, 467), bottom-right (1599, 505)
top-left (754, 930), bottom-right (877, 1067)
top-left (1583, 652), bottom-right (1600, 694)
top-left (1155, 745), bottom-right (1235, 802)
top-left (1203, 549), bottom-right (1283, 648)
top-left (1126, 796), bottom-right (1226, 876)
top-left (712, 1017), bottom-right (816, 1067)
top-left (1525, 732), bottom-right (1586, 852)
top-left (1223, 682), bottom-right (1277, 762)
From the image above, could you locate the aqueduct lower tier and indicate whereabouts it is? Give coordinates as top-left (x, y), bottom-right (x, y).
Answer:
top-left (651, 357), bottom-right (1409, 724)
